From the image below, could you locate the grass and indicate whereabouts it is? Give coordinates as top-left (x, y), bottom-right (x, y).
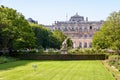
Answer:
top-left (0, 56), bottom-right (18, 64)
top-left (103, 60), bottom-right (120, 80)
top-left (0, 60), bottom-right (115, 80)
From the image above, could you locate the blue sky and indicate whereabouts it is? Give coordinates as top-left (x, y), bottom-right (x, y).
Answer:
top-left (0, 0), bottom-right (120, 25)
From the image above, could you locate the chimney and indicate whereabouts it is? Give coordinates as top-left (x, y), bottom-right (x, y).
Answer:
top-left (55, 21), bottom-right (57, 24)
top-left (86, 17), bottom-right (88, 22)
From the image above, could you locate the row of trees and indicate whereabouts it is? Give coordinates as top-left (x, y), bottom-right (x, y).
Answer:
top-left (0, 5), bottom-right (36, 54)
top-left (31, 23), bottom-right (67, 49)
top-left (92, 10), bottom-right (120, 54)
top-left (0, 5), bottom-right (73, 54)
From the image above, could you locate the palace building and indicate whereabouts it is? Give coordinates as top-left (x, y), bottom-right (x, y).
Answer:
top-left (46, 13), bottom-right (104, 48)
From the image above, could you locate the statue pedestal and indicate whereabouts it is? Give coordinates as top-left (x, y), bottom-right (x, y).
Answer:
top-left (61, 49), bottom-right (67, 54)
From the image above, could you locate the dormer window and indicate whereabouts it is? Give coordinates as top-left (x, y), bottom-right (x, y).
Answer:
top-left (72, 20), bottom-right (75, 21)
top-left (79, 27), bottom-right (82, 31)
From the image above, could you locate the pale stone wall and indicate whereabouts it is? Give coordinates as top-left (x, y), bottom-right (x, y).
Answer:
top-left (71, 38), bottom-right (92, 48)
top-left (45, 13), bottom-right (104, 48)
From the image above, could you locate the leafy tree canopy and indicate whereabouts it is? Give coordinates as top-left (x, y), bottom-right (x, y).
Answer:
top-left (93, 10), bottom-right (120, 52)
top-left (31, 23), bottom-right (67, 49)
top-left (0, 5), bottom-right (35, 53)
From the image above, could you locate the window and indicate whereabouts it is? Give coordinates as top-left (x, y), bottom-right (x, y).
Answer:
top-left (76, 27), bottom-right (78, 30)
top-left (94, 28), bottom-right (96, 31)
top-left (79, 27), bottom-right (82, 31)
top-left (84, 27), bottom-right (87, 31)
top-left (69, 27), bottom-right (71, 30)
top-left (79, 34), bottom-right (82, 38)
top-left (72, 27), bottom-right (74, 31)
top-left (89, 34), bottom-right (92, 37)
top-left (64, 27), bottom-right (68, 31)
top-left (58, 27), bottom-right (61, 30)
top-left (90, 26), bottom-right (92, 29)
top-left (89, 43), bottom-right (92, 48)
top-left (77, 20), bottom-right (80, 22)
top-left (79, 42), bottom-right (82, 48)
top-left (84, 27), bottom-right (87, 30)
top-left (84, 34), bottom-right (87, 38)
top-left (84, 42), bottom-right (87, 48)
top-left (72, 19), bottom-right (75, 21)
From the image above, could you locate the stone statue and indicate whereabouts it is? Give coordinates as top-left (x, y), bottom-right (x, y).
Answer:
top-left (61, 38), bottom-right (68, 54)
top-left (61, 39), bottom-right (67, 49)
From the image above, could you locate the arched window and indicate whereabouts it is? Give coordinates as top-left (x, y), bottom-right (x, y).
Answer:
top-left (89, 42), bottom-right (92, 48)
top-left (79, 42), bottom-right (82, 48)
top-left (58, 27), bottom-right (61, 30)
top-left (64, 27), bottom-right (68, 31)
top-left (84, 42), bottom-right (87, 48)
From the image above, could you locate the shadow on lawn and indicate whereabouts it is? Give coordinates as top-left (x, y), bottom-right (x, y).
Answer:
top-left (0, 60), bottom-right (80, 70)
top-left (0, 60), bottom-right (39, 70)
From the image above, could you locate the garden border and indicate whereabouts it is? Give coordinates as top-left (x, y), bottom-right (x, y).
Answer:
top-left (10, 53), bottom-right (107, 60)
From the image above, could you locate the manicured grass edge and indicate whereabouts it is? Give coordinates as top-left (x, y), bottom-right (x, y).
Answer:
top-left (102, 60), bottom-right (120, 80)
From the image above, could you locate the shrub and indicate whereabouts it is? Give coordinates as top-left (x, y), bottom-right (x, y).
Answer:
top-left (0, 56), bottom-right (7, 63)
top-left (29, 49), bottom-right (37, 53)
top-left (48, 48), bottom-right (54, 54)
top-left (0, 56), bottom-right (18, 64)
top-left (68, 48), bottom-right (104, 54)
top-left (84, 49), bottom-right (91, 54)
top-left (38, 46), bottom-right (44, 53)
top-left (109, 55), bottom-right (120, 71)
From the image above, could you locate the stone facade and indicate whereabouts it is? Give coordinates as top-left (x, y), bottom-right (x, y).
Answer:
top-left (46, 13), bottom-right (104, 48)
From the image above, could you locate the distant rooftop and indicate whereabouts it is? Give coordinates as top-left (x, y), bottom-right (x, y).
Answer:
top-left (53, 13), bottom-right (104, 25)
top-left (69, 13), bottom-right (84, 22)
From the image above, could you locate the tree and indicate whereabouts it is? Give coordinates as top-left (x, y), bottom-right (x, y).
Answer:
top-left (48, 34), bottom-right (60, 49)
top-left (0, 5), bottom-right (35, 54)
top-left (31, 23), bottom-right (67, 49)
top-left (92, 10), bottom-right (120, 54)
top-left (31, 23), bottom-right (52, 49)
top-left (92, 31), bottom-right (110, 49)
top-left (52, 30), bottom-right (67, 49)
top-left (66, 38), bottom-right (73, 48)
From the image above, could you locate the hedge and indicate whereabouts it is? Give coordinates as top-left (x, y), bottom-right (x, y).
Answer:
top-left (10, 53), bottom-right (107, 60)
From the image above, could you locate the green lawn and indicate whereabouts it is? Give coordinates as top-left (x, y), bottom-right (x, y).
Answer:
top-left (0, 60), bottom-right (115, 80)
